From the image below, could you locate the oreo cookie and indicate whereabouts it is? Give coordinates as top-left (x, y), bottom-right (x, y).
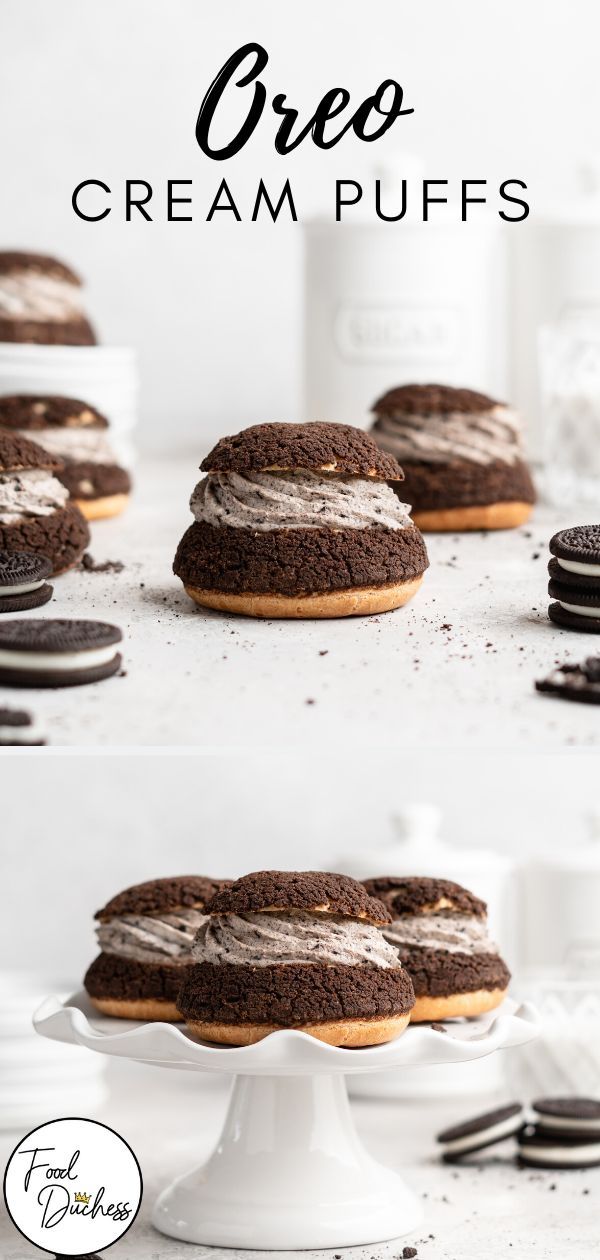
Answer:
top-left (0, 618), bottom-right (122, 688)
top-left (0, 550), bottom-right (53, 613)
top-left (532, 1097), bottom-right (600, 1135)
top-left (0, 706), bottom-right (46, 745)
top-left (535, 657), bottom-right (600, 705)
top-left (517, 1126), bottom-right (600, 1169)
top-left (436, 1103), bottom-right (525, 1162)
top-left (550, 524), bottom-right (600, 575)
top-left (547, 534), bottom-right (600, 631)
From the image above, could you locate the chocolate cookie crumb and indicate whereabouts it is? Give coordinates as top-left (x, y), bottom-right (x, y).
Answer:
top-left (80, 553), bottom-right (124, 573)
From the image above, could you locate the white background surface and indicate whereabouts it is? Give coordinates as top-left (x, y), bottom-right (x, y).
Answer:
top-left (0, 1064), bottom-right (598, 1259)
top-left (2, 0), bottom-right (600, 451)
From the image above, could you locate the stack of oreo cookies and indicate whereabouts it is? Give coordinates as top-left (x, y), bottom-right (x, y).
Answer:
top-left (437, 1096), bottom-right (600, 1170)
top-left (548, 525), bottom-right (600, 633)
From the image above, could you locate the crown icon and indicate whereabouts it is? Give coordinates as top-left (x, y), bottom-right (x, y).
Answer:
top-left (74, 1191), bottom-right (91, 1204)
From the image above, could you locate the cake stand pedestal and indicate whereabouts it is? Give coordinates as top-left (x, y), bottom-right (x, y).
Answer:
top-left (34, 992), bottom-right (538, 1250)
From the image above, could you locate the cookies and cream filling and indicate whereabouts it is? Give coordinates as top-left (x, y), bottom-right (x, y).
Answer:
top-left (0, 469), bottom-right (69, 525)
top-left (383, 913), bottom-right (497, 955)
top-left (0, 575), bottom-right (47, 596)
top-left (193, 910), bottom-right (402, 968)
top-left (191, 470), bottom-right (412, 531)
top-left (0, 272), bottom-right (84, 321)
top-left (14, 427), bottom-right (116, 467)
top-left (441, 1111), bottom-right (525, 1155)
top-left (98, 908), bottom-right (206, 965)
top-left (373, 406), bottom-right (523, 466)
top-left (0, 644), bottom-right (118, 673)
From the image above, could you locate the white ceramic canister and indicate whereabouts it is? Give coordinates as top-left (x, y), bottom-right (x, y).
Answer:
top-left (0, 344), bottom-right (139, 467)
top-left (342, 804), bottom-right (516, 1099)
top-left (520, 810), bottom-right (600, 975)
top-left (303, 211), bottom-right (508, 430)
top-left (511, 174), bottom-right (600, 461)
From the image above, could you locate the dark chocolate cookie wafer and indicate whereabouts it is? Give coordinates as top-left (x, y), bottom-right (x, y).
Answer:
top-left (548, 602), bottom-right (600, 633)
top-left (0, 706), bottom-right (46, 745)
top-left (0, 618), bottom-right (122, 688)
top-left (535, 656), bottom-right (600, 704)
top-left (549, 524), bottom-right (600, 574)
top-left (532, 1097), bottom-right (600, 1135)
top-left (548, 556), bottom-right (600, 593)
top-left (518, 1126), bottom-right (600, 1169)
top-left (0, 551), bottom-right (53, 613)
top-left (437, 1103), bottom-right (525, 1162)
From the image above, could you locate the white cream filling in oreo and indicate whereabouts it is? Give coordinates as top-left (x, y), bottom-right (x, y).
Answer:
top-left (557, 557), bottom-right (600, 577)
top-left (0, 717), bottom-right (44, 744)
top-left (0, 273), bottom-right (84, 321)
top-left (0, 644), bottom-right (117, 673)
top-left (193, 910), bottom-right (402, 968)
top-left (441, 1111), bottom-right (525, 1155)
top-left (535, 1113), bottom-right (600, 1133)
top-left (519, 1139), bottom-right (600, 1165)
top-left (0, 578), bottom-right (45, 596)
top-left (558, 600), bottom-right (600, 618)
top-left (384, 913), bottom-right (496, 955)
top-left (191, 470), bottom-right (412, 532)
top-left (98, 908), bottom-right (206, 964)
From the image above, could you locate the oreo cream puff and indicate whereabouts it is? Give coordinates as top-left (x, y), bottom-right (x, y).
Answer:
top-left (0, 251), bottom-right (96, 345)
top-left (173, 422), bottom-right (429, 617)
top-left (0, 431), bottom-right (90, 574)
top-left (370, 384), bottom-right (536, 532)
top-left (363, 876), bottom-right (510, 1022)
top-left (84, 876), bottom-right (230, 1021)
top-left (177, 869), bottom-right (415, 1046)
top-left (0, 396), bottom-right (131, 521)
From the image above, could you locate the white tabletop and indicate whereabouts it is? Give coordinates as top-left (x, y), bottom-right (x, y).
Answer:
top-left (0, 1063), bottom-right (597, 1259)
top-left (3, 458), bottom-right (597, 749)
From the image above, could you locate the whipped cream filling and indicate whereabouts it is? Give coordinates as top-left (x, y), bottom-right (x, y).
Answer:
top-left (192, 910), bottom-right (401, 968)
top-left (383, 913), bottom-right (496, 956)
top-left (98, 908), bottom-right (207, 965)
top-left (15, 427), bottom-right (116, 467)
top-left (0, 273), bottom-right (84, 320)
top-left (191, 470), bottom-right (412, 531)
top-left (0, 469), bottom-right (69, 525)
top-left (373, 406), bottom-right (523, 466)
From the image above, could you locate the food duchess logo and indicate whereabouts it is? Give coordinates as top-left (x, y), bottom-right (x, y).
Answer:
top-left (71, 42), bottom-right (529, 226)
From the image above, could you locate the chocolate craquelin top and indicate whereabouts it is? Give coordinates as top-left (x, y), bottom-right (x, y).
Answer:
top-left (362, 876), bottom-right (487, 919)
top-left (206, 870), bottom-right (392, 925)
top-left (0, 395), bottom-right (108, 431)
top-left (0, 430), bottom-right (63, 474)
top-left (95, 875), bottom-right (231, 922)
top-left (373, 384), bottom-right (502, 417)
top-left (0, 251), bottom-right (82, 284)
top-left (201, 422), bottom-right (403, 481)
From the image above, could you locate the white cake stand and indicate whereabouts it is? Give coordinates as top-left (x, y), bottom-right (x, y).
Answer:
top-left (34, 992), bottom-right (538, 1251)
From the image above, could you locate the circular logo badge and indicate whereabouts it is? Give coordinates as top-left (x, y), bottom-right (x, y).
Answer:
top-left (3, 1117), bottom-right (142, 1255)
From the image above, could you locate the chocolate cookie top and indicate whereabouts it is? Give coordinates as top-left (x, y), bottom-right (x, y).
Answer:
top-left (201, 423), bottom-right (403, 481)
top-left (95, 875), bottom-right (231, 921)
top-left (437, 1102), bottom-right (523, 1144)
top-left (0, 706), bottom-right (32, 726)
top-left (0, 395), bottom-right (108, 431)
top-left (0, 251), bottom-right (82, 284)
top-left (550, 525), bottom-right (600, 565)
top-left (372, 384), bottom-right (502, 417)
top-left (362, 876), bottom-right (487, 918)
top-left (0, 551), bottom-right (52, 586)
top-left (533, 1098), bottom-right (600, 1122)
top-left (0, 430), bottom-right (63, 474)
top-left (0, 618), bottom-right (122, 654)
top-left (206, 870), bottom-right (392, 925)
